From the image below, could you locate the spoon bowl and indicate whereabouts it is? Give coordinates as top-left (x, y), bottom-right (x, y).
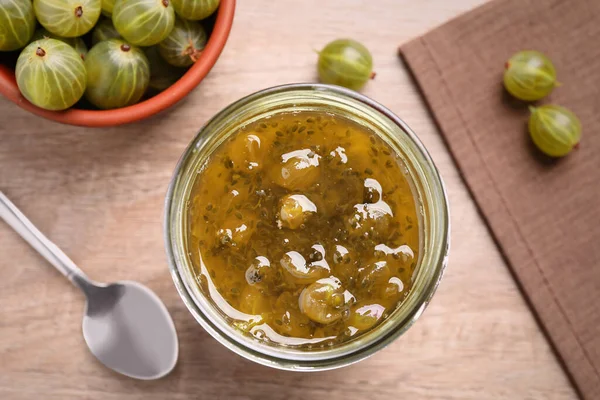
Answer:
top-left (79, 280), bottom-right (178, 380)
top-left (0, 192), bottom-right (179, 380)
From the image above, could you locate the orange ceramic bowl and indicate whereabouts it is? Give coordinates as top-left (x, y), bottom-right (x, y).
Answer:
top-left (0, 0), bottom-right (235, 127)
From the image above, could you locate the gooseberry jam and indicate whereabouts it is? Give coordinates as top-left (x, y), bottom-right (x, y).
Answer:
top-left (187, 111), bottom-right (419, 347)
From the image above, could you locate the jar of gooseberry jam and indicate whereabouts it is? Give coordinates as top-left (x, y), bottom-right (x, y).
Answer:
top-left (164, 83), bottom-right (450, 370)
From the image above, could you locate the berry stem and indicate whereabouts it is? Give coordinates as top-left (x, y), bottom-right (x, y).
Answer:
top-left (36, 47), bottom-right (46, 57)
top-left (190, 49), bottom-right (203, 62)
top-left (74, 6), bottom-right (83, 17)
top-left (183, 39), bottom-right (203, 62)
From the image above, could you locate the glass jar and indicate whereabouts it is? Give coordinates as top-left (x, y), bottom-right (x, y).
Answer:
top-left (164, 83), bottom-right (450, 370)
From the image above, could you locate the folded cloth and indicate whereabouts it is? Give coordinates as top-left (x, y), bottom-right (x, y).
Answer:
top-left (400, 0), bottom-right (600, 398)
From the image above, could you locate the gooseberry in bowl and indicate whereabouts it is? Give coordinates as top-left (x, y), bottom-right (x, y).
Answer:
top-left (0, 0), bottom-right (36, 51)
top-left (112, 0), bottom-right (175, 47)
top-left (159, 17), bottom-right (207, 67)
top-left (33, 0), bottom-right (102, 38)
top-left (101, 0), bottom-right (115, 16)
top-left (84, 39), bottom-right (150, 109)
top-left (171, 0), bottom-right (220, 20)
top-left (16, 38), bottom-right (86, 111)
top-left (0, 0), bottom-right (235, 126)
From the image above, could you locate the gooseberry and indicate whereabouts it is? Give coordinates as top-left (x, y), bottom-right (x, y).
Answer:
top-left (278, 194), bottom-right (317, 230)
top-left (299, 278), bottom-right (344, 324)
top-left (346, 190), bottom-right (393, 239)
top-left (357, 260), bottom-right (391, 292)
top-left (158, 17), bottom-right (207, 67)
top-left (228, 132), bottom-right (273, 172)
top-left (112, 0), bottom-right (175, 47)
top-left (348, 302), bottom-right (385, 331)
top-left (270, 148), bottom-right (321, 190)
top-left (381, 277), bottom-right (404, 300)
top-left (280, 246), bottom-right (330, 283)
top-left (317, 39), bottom-right (374, 91)
top-left (215, 212), bottom-right (257, 248)
top-left (101, 0), bottom-right (115, 16)
top-left (171, 0), bottom-right (219, 21)
top-left (244, 256), bottom-right (278, 290)
top-left (239, 285), bottom-right (271, 315)
top-left (34, 0), bottom-right (101, 38)
top-left (529, 105), bottom-right (581, 157)
top-left (504, 51), bottom-right (557, 101)
top-left (16, 38), bottom-right (86, 110)
top-left (270, 308), bottom-right (311, 338)
top-left (84, 39), bottom-right (149, 109)
top-left (0, 0), bottom-right (36, 51)
top-left (331, 244), bottom-right (358, 286)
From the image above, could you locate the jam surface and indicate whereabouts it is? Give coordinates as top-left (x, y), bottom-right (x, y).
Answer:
top-left (188, 111), bottom-right (419, 347)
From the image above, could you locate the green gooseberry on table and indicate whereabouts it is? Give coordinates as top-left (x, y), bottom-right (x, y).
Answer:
top-left (528, 105), bottom-right (581, 157)
top-left (503, 50), bottom-right (558, 101)
top-left (317, 39), bottom-right (375, 91)
top-left (501, 50), bottom-right (583, 158)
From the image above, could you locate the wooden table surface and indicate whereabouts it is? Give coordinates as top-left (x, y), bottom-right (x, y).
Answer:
top-left (0, 1), bottom-right (579, 399)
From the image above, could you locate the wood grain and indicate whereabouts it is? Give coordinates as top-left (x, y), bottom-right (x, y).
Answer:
top-left (0, 0), bottom-right (578, 399)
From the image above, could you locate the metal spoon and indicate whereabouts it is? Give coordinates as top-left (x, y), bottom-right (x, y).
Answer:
top-left (0, 192), bottom-right (179, 380)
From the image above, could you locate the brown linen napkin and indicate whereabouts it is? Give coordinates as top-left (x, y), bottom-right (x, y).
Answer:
top-left (400, 0), bottom-right (600, 398)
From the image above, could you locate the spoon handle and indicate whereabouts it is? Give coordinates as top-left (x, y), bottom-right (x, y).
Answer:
top-left (0, 191), bottom-right (87, 285)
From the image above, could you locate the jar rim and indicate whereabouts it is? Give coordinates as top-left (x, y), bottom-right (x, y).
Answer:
top-left (164, 83), bottom-right (450, 371)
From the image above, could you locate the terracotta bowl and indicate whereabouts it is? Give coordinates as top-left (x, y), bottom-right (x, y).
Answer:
top-left (0, 0), bottom-right (235, 127)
